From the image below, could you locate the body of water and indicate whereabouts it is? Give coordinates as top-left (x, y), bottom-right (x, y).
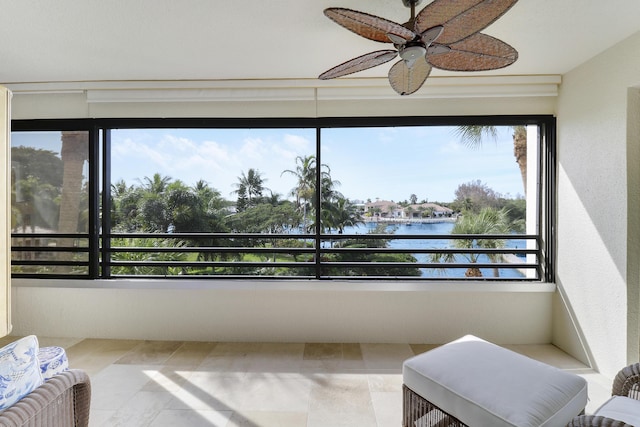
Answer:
top-left (339, 221), bottom-right (526, 278)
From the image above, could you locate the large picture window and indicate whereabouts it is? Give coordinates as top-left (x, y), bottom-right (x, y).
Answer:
top-left (10, 116), bottom-right (554, 281)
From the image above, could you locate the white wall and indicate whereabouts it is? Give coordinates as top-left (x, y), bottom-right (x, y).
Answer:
top-left (6, 76), bottom-right (566, 347)
top-left (8, 75), bottom-right (559, 120)
top-left (554, 30), bottom-right (640, 376)
top-left (11, 280), bottom-right (555, 344)
top-left (0, 87), bottom-right (11, 337)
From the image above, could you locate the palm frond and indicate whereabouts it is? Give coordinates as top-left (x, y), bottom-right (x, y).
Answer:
top-left (453, 125), bottom-right (499, 149)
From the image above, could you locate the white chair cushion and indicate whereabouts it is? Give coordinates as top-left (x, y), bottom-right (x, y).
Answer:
top-left (0, 335), bottom-right (44, 410)
top-left (594, 396), bottom-right (640, 426)
top-left (403, 335), bottom-right (588, 427)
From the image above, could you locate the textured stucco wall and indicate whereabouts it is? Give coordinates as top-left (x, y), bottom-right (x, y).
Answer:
top-left (554, 30), bottom-right (640, 377)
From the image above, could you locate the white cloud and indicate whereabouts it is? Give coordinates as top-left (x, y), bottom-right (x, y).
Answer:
top-left (108, 126), bottom-right (522, 203)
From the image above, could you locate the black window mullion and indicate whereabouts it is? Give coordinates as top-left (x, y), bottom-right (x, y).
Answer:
top-left (88, 126), bottom-right (101, 278)
top-left (544, 120), bottom-right (557, 282)
top-left (315, 127), bottom-right (322, 279)
top-left (101, 129), bottom-right (112, 278)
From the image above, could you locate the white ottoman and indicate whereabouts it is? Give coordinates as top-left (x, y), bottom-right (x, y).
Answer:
top-left (403, 335), bottom-right (588, 427)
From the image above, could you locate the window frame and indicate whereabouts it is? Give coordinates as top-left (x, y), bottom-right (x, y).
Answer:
top-left (10, 115), bottom-right (556, 282)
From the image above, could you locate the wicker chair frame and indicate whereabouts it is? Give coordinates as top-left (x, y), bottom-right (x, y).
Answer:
top-left (0, 369), bottom-right (91, 427)
top-left (567, 362), bottom-right (640, 427)
top-left (403, 384), bottom-right (468, 427)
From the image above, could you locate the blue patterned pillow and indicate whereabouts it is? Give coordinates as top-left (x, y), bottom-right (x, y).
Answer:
top-left (38, 346), bottom-right (69, 380)
top-left (0, 335), bottom-right (44, 410)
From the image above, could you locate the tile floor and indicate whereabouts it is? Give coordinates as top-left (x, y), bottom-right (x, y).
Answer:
top-left (1, 336), bottom-right (615, 427)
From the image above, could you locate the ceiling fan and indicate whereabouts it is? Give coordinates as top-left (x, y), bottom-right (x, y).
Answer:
top-left (318, 0), bottom-right (519, 96)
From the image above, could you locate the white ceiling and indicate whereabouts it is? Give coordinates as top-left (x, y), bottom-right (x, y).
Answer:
top-left (0, 0), bottom-right (639, 85)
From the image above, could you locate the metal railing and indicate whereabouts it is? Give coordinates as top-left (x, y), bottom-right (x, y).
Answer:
top-left (11, 231), bottom-right (541, 281)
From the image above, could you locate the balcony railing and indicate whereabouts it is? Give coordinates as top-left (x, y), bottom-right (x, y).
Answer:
top-left (11, 232), bottom-right (541, 281)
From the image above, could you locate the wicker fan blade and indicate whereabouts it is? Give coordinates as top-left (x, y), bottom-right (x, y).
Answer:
top-left (415, 0), bottom-right (518, 45)
top-left (324, 8), bottom-right (415, 43)
top-left (319, 50), bottom-right (398, 80)
top-left (420, 25), bottom-right (444, 46)
top-left (388, 57), bottom-right (432, 96)
top-left (427, 44), bottom-right (451, 56)
top-left (427, 33), bottom-right (517, 71)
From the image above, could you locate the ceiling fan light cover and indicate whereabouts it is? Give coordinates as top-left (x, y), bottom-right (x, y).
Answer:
top-left (400, 45), bottom-right (427, 66)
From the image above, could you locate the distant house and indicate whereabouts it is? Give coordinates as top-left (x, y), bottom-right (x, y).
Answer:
top-left (364, 200), bottom-right (453, 219)
top-left (364, 200), bottom-right (402, 218)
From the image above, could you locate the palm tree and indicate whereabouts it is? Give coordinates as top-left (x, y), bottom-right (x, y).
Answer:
top-left (232, 168), bottom-right (267, 208)
top-left (431, 207), bottom-right (511, 278)
top-left (138, 173), bottom-right (172, 195)
top-left (324, 197), bottom-right (363, 234)
top-left (454, 125), bottom-right (527, 194)
top-left (57, 131), bottom-right (89, 272)
top-left (281, 155), bottom-right (317, 231)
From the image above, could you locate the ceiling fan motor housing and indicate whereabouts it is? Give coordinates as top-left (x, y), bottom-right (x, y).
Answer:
top-left (402, 0), bottom-right (423, 7)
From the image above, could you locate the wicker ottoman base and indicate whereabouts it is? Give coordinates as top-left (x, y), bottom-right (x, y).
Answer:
top-left (403, 384), bottom-right (468, 427)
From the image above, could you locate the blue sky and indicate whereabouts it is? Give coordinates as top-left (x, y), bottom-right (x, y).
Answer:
top-left (13, 126), bottom-right (524, 203)
top-left (111, 126), bottom-right (523, 203)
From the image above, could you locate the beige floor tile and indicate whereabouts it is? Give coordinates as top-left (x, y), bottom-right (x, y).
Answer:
top-left (368, 373), bottom-right (403, 392)
top-left (151, 409), bottom-right (233, 427)
top-left (166, 371), bottom-right (312, 413)
top-left (207, 342), bottom-right (263, 358)
top-left (246, 343), bottom-right (305, 373)
top-left (307, 374), bottom-right (377, 427)
top-left (201, 342), bottom-right (305, 374)
top-left (166, 371), bottom-right (248, 411)
top-left (37, 337), bottom-right (613, 427)
top-left (342, 343), bottom-right (364, 360)
top-left (360, 343), bottom-right (414, 371)
top-left (164, 341), bottom-right (218, 367)
top-left (301, 358), bottom-right (367, 373)
top-left (371, 391), bottom-right (403, 427)
top-left (237, 373), bottom-right (312, 412)
top-left (37, 336), bottom-right (84, 349)
top-left (88, 409), bottom-right (115, 427)
top-left (301, 343), bottom-right (366, 372)
top-left (90, 364), bottom-right (160, 410)
top-left (199, 342), bottom-right (263, 373)
top-left (141, 367), bottom-right (194, 393)
top-left (303, 343), bottom-right (363, 361)
top-left (102, 390), bottom-right (174, 427)
top-left (227, 410), bottom-right (308, 427)
top-left (66, 339), bottom-right (143, 375)
top-left (115, 340), bottom-right (184, 365)
top-left (303, 343), bottom-right (343, 360)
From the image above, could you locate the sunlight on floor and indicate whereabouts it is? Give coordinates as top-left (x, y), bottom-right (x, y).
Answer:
top-left (0, 336), bottom-right (613, 427)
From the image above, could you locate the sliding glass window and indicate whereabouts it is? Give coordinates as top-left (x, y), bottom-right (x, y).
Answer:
top-left (11, 130), bottom-right (90, 275)
top-left (10, 117), bottom-right (553, 281)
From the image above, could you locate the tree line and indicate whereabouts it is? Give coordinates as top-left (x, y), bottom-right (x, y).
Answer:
top-left (12, 146), bottom-right (525, 278)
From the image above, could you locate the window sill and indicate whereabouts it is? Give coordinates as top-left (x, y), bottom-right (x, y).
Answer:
top-left (12, 278), bottom-right (556, 293)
